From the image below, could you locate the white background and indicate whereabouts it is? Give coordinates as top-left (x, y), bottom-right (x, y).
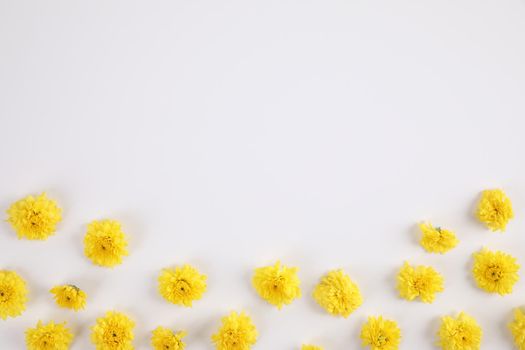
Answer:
top-left (1, 1), bottom-right (525, 349)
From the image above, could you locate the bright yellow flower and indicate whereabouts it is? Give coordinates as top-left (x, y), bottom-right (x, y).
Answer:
top-left (476, 189), bottom-right (513, 231)
top-left (360, 315), bottom-right (401, 350)
top-left (158, 264), bottom-right (207, 307)
top-left (50, 284), bottom-right (87, 311)
top-left (302, 345), bottom-right (323, 350)
top-left (7, 193), bottom-right (62, 240)
top-left (151, 327), bottom-right (186, 350)
top-left (252, 261), bottom-right (301, 309)
top-left (437, 312), bottom-right (482, 350)
top-left (396, 262), bottom-right (444, 303)
top-left (0, 270), bottom-right (28, 320)
top-left (472, 248), bottom-right (519, 295)
top-left (91, 311), bottom-right (135, 350)
top-left (212, 311), bottom-right (258, 350)
top-left (509, 308), bottom-right (525, 350)
top-left (84, 220), bottom-right (129, 267)
top-left (418, 222), bottom-right (458, 254)
top-left (313, 269), bottom-right (362, 317)
top-left (26, 320), bottom-right (73, 350)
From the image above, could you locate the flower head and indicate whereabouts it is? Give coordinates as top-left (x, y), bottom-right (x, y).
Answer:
top-left (7, 193), bottom-right (62, 240)
top-left (0, 270), bottom-right (28, 320)
top-left (252, 261), bottom-right (301, 309)
top-left (151, 327), bottom-right (186, 350)
top-left (509, 308), bottom-right (525, 350)
top-left (437, 312), bottom-right (482, 350)
top-left (313, 269), bottom-right (362, 317)
top-left (360, 315), bottom-right (401, 350)
top-left (158, 264), bottom-right (207, 307)
top-left (302, 345), bottom-right (323, 350)
top-left (91, 311), bottom-right (135, 350)
top-left (472, 248), bottom-right (519, 295)
top-left (396, 262), bottom-right (444, 303)
top-left (84, 220), bottom-right (129, 267)
top-left (212, 311), bottom-right (257, 350)
top-left (26, 320), bottom-right (73, 350)
top-left (476, 189), bottom-right (513, 231)
top-left (418, 222), bottom-right (458, 254)
top-left (50, 284), bottom-right (87, 311)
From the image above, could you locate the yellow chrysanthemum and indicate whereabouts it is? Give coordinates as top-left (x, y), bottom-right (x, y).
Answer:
top-left (313, 269), bottom-right (362, 317)
top-left (472, 248), bottom-right (519, 295)
top-left (360, 316), bottom-right (401, 350)
top-left (212, 311), bottom-right (257, 350)
top-left (476, 189), bottom-right (513, 231)
top-left (7, 193), bottom-right (62, 240)
top-left (91, 311), bottom-right (135, 350)
top-left (84, 220), bottom-right (129, 267)
top-left (158, 264), bottom-right (207, 307)
top-left (302, 345), bottom-right (323, 350)
top-left (26, 320), bottom-right (73, 350)
top-left (50, 284), bottom-right (87, 311)
top-left (418, 222), bottom-right (459, 254)
top-left (252, 261), bottom-right (301, 309)
top-left (396, 262), bottom-right (444, 303)
top-left (0, 270), bottom-right (28, 320)
top-left (509, 308), bottom-right (525, 350)
top-left (151, 327), bottom-right (187, 350)
top-left (437, 312), bottom-right (482, 350)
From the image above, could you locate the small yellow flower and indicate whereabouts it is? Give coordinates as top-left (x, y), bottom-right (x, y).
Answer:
top-left (212, 311), bottom-right (257, 350)
top-left (252, 261), bottom-right (301, 309)
top-left (437, 312), bottom-right (482, 350)
top-left (360, 315), bottom-right (401, 350)
top-left (26, 320), bottom-right (73, 350)
top-left (396, 262), bottom-right (444, 303)
top-left (7, 193), bottom-right (62, 240)
top-left (158, 264), bottom-right (207, 307)
top-left (0, 270), bottom-right (28, 320)
top-left (91, 311), bottom-right (135, 350)
top-left (84, 220), bottom-right (129, 267)
top-left (313, 269), bottom-right (362, 317)
top-left (472, 248), bottom-right (519, 295)
top-left (50, 284), bottom-right (87, 311)
top-left (509, 308), bottom-right (525, 350)
top-left (476, 189), bottom-right (513, 231)
top-left (302, 345), bottom-right (323, 350)
top-left (151, 327), bottom-right (187, 350)
top-left (418, 222), bottom-right (458, 254)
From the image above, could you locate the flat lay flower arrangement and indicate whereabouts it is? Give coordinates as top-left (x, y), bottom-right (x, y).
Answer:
top-left (0, 189), bottom-right (523, 350)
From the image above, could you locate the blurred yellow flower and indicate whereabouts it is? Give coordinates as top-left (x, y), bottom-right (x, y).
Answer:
top-left (509, 308), bottom-right (525, 350)
top-left (151, 326), bottom-right (186, 350)
top-left (252, 261), bottom-right (301, 309)
top-left (50, 284), bottom-right (87, 311)
top-left (313, 269), bottom-right (362, 317)
top-left (91, 311), bottom-right (135, 350)
top-left (437, 312), bottom-right (482, 350)
top-left (212, 311), bottom-right (257, 350)
top-left (360, 315), bottom-right (401, 350)
top-left (476, 189), bottom-right (513, 231)
top-left (84, 220), bottom-right (129, 267)
top-left (0, 270), bottom-right (28, 320)
top-left (26, 321), bottom-right (73, 350)
top-left (418, 222), bottom-right (458, 254)
top-left (7, 193), bottom-right (62, 240)
top-left (472, 248), bottom-right (519, 295)
top-left (158, 264), bottom-right (207, 307)
top-left (302, 345), bottom-right (323, 350)
top-left (397, 262), bottom-right (444, 303)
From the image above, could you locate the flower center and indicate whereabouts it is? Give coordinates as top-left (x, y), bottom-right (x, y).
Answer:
top-left (376, 333), bottom-right (389, 346)
top-left (175, 280), bottom-right (191, 293)
top-left (486, 266), bottom-right (503, 282)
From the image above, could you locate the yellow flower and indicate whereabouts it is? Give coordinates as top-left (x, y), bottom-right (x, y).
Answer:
top-left (50, 284), bottom-right (87, 311)
top-left (302, 345), bottom-right (323, 350)
top-left (91, 311), bottom-right (135, 350)
top-left (313, 269), bottom-right (362, 317)
top-left (360, 315), bottom-right (401, 350)
top-left (476, 189), bottom-right (513, 231)
top-left (212, 311), bottom-right (257, 350)
top-left (418, 222), bottom-right (458, 254)
top-left (7, 193), bottom-right (62, 240)
top-left (151, 327), bottom-right (186, 350)
top-left (509, 308), bottom-right (525, 350)
top-left (26, 320), bottom-right (73, 350)
top-left (396, 262), bottom-right (444, 303)
top-left (158, 264), bottom-right (207, 307)
top-left (252, 261), bottom-right (301, 309)
top-left (84, 220), bottom-right (129, 267)
top-left (472, 248), bottom-right (519, 295)
top-left (0, 270), bottom-right (28, 320)
top-left (437, 312), bottom-right (482, 350)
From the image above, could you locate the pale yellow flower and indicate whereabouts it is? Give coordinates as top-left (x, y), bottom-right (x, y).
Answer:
top-left (476, 189), bottom-right (513, 231)
top-left (26, 321), bottom-right (73, 350)
top-left (418, 222), bottom-right (458, 254)
top-left (212, 311), bottom-right (257, 350)
top-left (509, 308), bottom-right (525, 350)
top-left (313, 269), bottom-right (362, 317)
top-left (50, 284), bottom-right (87, 311)
top-left (151, 326), bottom-right (186, 350)
top-left (472, 248), bottom-right (519, 295)
top-left (0, 270), bottom-right (28, 320)
top-left (91, 311), bottom-right (135, 350)
top-left (302, 345), bottom-right (323, 350)
top-left (396, 262), bottom-right (444, 303)
top-left (437, 312), bottom-right (482, 350)
top-left (158, 264), bottom-right (207, 307)
top-left (252, 261), bottom-right (301, 309)
top-left (84, 220), bottom-right (129, 267)
top-left (360, 315), bottom-right (401, 350)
